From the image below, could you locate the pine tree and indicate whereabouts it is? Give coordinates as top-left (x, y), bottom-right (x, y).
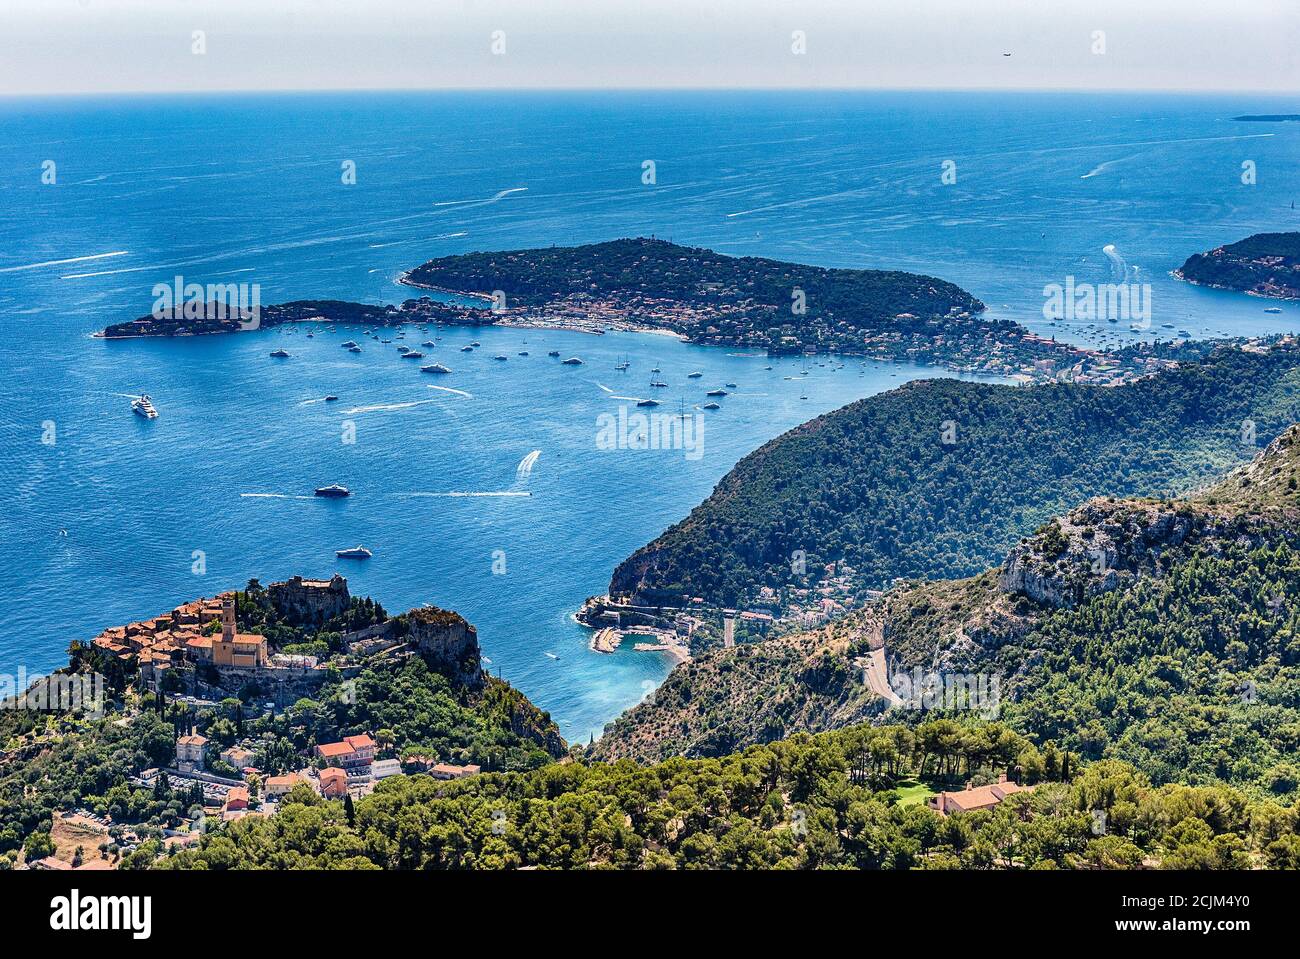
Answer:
top-left (343, 792), bottom-right (356, 827)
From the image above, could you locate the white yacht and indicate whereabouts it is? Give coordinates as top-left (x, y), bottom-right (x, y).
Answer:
top-left (132, 394), bottom-right (159, 419)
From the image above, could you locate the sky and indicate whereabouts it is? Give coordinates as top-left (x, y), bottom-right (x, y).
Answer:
top-left (0, 0), bottom-right (1295, 96)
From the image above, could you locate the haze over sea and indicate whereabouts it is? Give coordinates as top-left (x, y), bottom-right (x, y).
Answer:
top-left (0, 91), bottom-right (1296, 742)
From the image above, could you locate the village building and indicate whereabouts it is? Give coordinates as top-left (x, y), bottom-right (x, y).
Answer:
top-left (175, 729), bottom-right (208, 773)
top-left (319, 767), bottom-right (348, 798)
top-left (211, 595), bottom-right (268, 668)
top-left (371, 758), bottom-right (403, 781)
top-left (927, 776), bottom-right (1033, 816)
top-left (314, 733), bottom-right (376, 770)
top-left (428, 762), bottom-right (482, 780)
top-left (220, 746), bottom-right (256, 771)
top-left (264, 773), bottom-right (307, 797)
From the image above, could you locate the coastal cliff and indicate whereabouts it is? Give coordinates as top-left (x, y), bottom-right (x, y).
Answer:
top-left (1176, 231), bottom-right (1300, 300)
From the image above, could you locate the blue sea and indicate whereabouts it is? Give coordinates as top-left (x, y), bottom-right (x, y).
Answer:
top-left (0, 91), bottom-right (1296, 742)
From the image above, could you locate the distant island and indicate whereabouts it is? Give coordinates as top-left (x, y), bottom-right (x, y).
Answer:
top-left (102, 237), bottom-right (1178, 384)
top-left (1176, 231), bottom-right (1300, 300)
top-left (1231, 114), bottom-right (1300, 122)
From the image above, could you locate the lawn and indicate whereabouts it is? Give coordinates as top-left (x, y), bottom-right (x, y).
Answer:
top-left (893, 779), bottom-right (938, 808)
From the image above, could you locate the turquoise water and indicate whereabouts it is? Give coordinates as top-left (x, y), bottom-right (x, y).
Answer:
top-left (0, 91), bottom-right (1296, 741)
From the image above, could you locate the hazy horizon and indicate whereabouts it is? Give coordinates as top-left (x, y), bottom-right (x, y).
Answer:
top-left (1, 0), bottom-right (1294, 97)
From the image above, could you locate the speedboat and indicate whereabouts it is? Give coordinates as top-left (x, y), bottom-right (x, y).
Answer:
top-left (270, 349), bottom-right (290, 358)
top-left (341, 341), bottom-right (358, 349)
top-left (562, 357), bottom-right (584, 365)
top-left (314, 484), bottom-right (351, 498)
top-left (706, 388), bottom-right (728, 396)
top-left (636, 398), bottom-right (660, 407)
top-left (725, 382), bottom-right (737, 388)
top-left (461, 345), bottom-right (474, 352)
top-left (548, 350), bottom-right (561, 357)
top-left (702, 402), bottom-right (721, 410)
top-left (132, 394), bottom-right (159, 419)
top-left (325, 395), bottom-right (339, 402)
top-left (421, 363), bottom-right (452, 374)
top-left (336, 545), bottom-right (372, 559)
top-left (422, 340), bottom-right (436, 347)
top-left (494, 354), bottom-right (508, 361)
top-left (349, 346), bottom-right (362, 353)
top-left (1265, 307), bottom-right (1282, 314)
top-left (401, 351), bottom-right (424, 359)
top-left (687, 371), bottom-right (703, 378)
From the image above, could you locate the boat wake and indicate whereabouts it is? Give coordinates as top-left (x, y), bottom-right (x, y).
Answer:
top-left (240, 493), bottom-right (314, 500)
top-left (425, 384), bottom-right (473, 398)
top-left (433, 187), bottom-right (527, 209)
top-left (343, 399), bottom-right (441, 414)
top-left (403, 491), bottom-right (532, 498)
top-left (0, 250), bottom-right (128, 273)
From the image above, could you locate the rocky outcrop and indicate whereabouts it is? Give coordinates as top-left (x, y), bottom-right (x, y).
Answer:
top-left (997, 499), bottom-right (1248, 609)
top-left (404, 607), bottom-right (482, 687)
top-left (269, 574), bottom-right (351, 626)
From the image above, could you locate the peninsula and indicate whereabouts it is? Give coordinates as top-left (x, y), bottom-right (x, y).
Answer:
top-left (1175, 231), bottom-right (1300, 300)
top-left (102, 238), bottom-right (1167, 384)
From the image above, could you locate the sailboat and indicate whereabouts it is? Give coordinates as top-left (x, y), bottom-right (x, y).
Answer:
top-left (614, 353), bottom-right (630, 371)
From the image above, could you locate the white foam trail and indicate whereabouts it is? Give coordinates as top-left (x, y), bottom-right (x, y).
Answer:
top-left (344, 399), bottom-right (440, 414)
top-left (240, 493), bottom-right (314, 500)
top-left (1, 250), bottom-right (128, 273)
top-left (426, 384), bottom-right (472, 398)
top-left (1102, 244), bottom-right (1133, 282)
top-left (433, 187), bottom-right (527, 208)
top-left (596, 383), bottom-right (614, 393)
top-left (404, 491), bottom-right (531, 497)
top-left (515, 449), bottom-right (542, 482)
top-left (609, 395), bottom-right (642, 402)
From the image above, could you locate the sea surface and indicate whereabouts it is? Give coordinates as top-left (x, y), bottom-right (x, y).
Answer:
top-left (0, 91), bottom-right (1296, 742)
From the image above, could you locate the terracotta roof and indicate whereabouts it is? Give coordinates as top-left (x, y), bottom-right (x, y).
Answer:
top-left (178, 734), bottom-right (207, 746)
top-left (316, 741), bottom-right (354, 758)
top-left (344, 734), bottom-right (376, 750)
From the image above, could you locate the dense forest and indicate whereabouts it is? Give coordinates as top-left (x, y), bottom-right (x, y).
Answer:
top-left (405, 236), bottom-right (984, 322)
top-left (1177, 231), bottom-right (1300, 299)
top-left (595, 428), bottom-right (1300, 800)
top-left (609, 345), bottom-right (1300, 609)
top-left (155, 721), bottom-right (1300, 870)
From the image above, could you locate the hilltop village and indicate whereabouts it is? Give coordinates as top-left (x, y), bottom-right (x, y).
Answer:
top-left (5, 574), bottom-right (563, 870)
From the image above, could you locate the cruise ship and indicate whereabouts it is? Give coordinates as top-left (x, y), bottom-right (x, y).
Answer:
top-left (131, 394), bottom-right (159, 419)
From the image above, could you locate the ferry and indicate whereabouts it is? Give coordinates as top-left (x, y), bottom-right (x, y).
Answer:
top-left (335, 545), bottom-right (372, 559)
top-left (421, 363), bottom-right (452, 374)
top-left (269, 349), bottom-right (290, 358)
top-left (131, 394), bottom-right (159, 419)
top-left (314, 484), bottom-right (351, 498)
